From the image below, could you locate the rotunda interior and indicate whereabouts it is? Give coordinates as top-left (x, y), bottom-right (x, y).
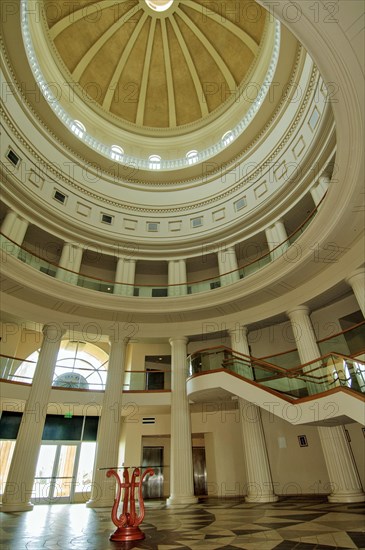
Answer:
top-left (0, 0), bottom-right (364, 525)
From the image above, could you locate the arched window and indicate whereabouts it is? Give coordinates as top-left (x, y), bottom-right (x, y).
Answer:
top-left (71, 120), bottom-right (86, 139)
top-left (13, 341), bottom-right (108, 390)
top-left (222, 130), bottom-right (234, 146)
top-left (149, 154), bottom-right (161, 169)
top-left (110, 145), bottom-right (124, 161)
top-left (186, 150), bottom-right (198, 165)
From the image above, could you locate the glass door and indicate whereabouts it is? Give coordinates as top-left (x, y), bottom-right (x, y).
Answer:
top-left (32, 443), bottom-right (78, 503)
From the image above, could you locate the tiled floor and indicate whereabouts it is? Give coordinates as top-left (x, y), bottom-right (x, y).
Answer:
top-left (0, 497), bottom-right (365, 550)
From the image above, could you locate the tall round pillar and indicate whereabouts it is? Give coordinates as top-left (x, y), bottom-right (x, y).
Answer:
top-left (0, 210), bottom-right (29, 256)
top-left (114, 257), bottom-right (136, 296)
top-left (346, 269), bottom-right (365, 317)
top-left (265, 220), bottom-right (289, 260)
top-left (238, 398), bottom-right (278, 502)
top-left (167, 337), bottom-right (197, 505)
top-left (0, 324), bottom-right (64, 512)
top-left (87, 334), bottom-right (128, 508)
top-left (228, 326), bottom-right (252, 378)
top-left (287, 306), bottom-right (365, 502)
top-left (287, 305), bottom-right (326, 395)
top-left (56, 242), bottom-right (83, 285)
top-left (317, 425), bottom-right (365, 502)
top-left (168, 259), bottom-right (187, 296)
top-left (230, 328), bottom-right (278, 503)
top-left (311, 174), bottom-right (330, 206)
top-left (1, 210), bottom-right (29, 243)
top-left (217, 246), bottom-right (240, 286)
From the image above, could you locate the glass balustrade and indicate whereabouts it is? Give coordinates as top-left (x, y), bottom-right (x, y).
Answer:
top-left (187, 347), bottom-right (365, 398)
top-left (0, 356), bottom-right (36, 384)
top-left (260, 321), bottom-right (365, 370)
top-left (0, 356), bottom-right (171, 392)
top-left (0, 198), bottom-right (322, 298)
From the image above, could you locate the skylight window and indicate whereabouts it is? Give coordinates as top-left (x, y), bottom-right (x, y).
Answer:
top-left (145, 0), bottom-right (174, 12)
top-left (186, 150), bottom-right (198, 165)
top-left (110, 145), bottom-right (124, 161)
top-left (149, 155), bottom-right (161, 169)
top-left (71, 120), bottom-right (85, 139)
top-left (222, 130), bottom-right (234, 146)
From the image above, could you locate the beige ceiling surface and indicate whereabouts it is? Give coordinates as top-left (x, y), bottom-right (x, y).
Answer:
top-left (44, 0), bottom-right (266, 129)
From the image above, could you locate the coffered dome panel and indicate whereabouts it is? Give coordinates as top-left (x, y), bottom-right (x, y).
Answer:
top-left (44, 0), bottom-right (267, 130)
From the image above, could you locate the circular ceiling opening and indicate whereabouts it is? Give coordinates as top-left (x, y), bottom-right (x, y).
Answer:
top-left (145, 0), bottom-right (174, 12)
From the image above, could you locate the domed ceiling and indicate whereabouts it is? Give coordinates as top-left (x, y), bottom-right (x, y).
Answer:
top-left (44, 0), bottom-right (267, 130)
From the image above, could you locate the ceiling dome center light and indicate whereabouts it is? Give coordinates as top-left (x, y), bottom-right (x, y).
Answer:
top-left (145, 0), bottom-right (174, 12)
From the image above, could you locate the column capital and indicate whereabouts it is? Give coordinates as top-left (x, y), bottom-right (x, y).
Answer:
top-left (109, 335), bottom-right (130, 347)
top-left (42, 324), bottom-right (65, 341)
top-left (108, 325), bottom-right (132, 345)
top-left (318, 173), bottom-right (331, 184)
top-left (117, 256), bottom-right (136, 263)
top-left (345, 268), bottom-right (365, 285)
top-left (286, 305), bottom-right (311, 318)
top-left (228, 325), bottom-right (248, 337)
top-left (169, 336), bottom-right (188, 346)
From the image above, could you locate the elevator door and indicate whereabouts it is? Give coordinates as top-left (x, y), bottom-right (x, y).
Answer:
top-left (142, 446), bottom-right (164, 499)
top-left (193, 447), bottom-right (207, 496)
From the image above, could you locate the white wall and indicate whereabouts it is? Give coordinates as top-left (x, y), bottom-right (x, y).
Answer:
top-left (261, 409), bottom-right (331, 495)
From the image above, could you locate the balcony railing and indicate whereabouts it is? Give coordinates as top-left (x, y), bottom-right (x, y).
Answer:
top-left (0, 357), bottom-right (171, 392)
top-left (257, 321), bottom-right (365, 369)
top-left (0, 196), bottom-right (323, 297)
top-left (187, 347), bottom-right (365, 398)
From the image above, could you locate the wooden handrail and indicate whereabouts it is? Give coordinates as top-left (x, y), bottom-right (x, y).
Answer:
top-left (187, 369), bottom-right (365, 403)
top-left (188, 346), bottom-right (365, 378)
top-left (0, 197), bottom-right (324, 289)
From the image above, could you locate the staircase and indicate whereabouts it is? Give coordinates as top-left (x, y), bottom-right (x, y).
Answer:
top-left (186, 347), bottom-right (365, 426)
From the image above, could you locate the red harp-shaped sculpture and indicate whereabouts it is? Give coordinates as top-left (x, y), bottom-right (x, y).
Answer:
top-left (106, 467), bottom-right (155, 542)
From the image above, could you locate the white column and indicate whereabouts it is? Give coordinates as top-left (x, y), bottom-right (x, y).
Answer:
top-left (55, 242), bottom-right (83, 284)
top-left (311, 174), bottom-right (330, 206)
top-left (265, 220), bottom-right (289, 260)
top-left (0, 210), bottom-right (29, 256)
top-left (228, 326), bottom-right (252, 378)
top-left (287, 306), bottom-right (365, 503)
top-left (287, 305), bottom-right (326, 395)
top-left (317, 425), bottom-right (365, 502)
top-left (238, 398), bottom-right (278, 502)
top-left (346, 269), bottom-right (365, 317)
top-left (217, 245), bottom-right (240, 286)
top-left (167, 337), bottom-right (197, 505)
top-left (168, 259), bottom-right (187, 296)
top-left (114, 257), bottom-right (136, 296)
top-left (87, 334), bottom-right (128, 508)
top-left (0, 324), bottom-right (64, 512)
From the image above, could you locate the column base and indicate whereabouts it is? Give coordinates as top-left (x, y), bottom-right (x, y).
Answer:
top-left (166, 495), bottom-right (198, 506)
top-left (328, 491), bottom-right (365, 503)
top-left (245, 494), bottom-right (279, 503)
top-left (86, 498), bottom-right (114, 509)
top-left (0, 501), bottom-right (34, 512)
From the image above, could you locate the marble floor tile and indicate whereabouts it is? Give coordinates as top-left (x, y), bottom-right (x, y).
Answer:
top-left (0, 496), bottom-right (364, 549)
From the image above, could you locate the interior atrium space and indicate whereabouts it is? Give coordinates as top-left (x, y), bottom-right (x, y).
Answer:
top-left (0, 0), bottom-right (364, 548)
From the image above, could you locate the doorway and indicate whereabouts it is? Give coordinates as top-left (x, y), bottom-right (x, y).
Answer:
top-left (193, 447), bottom-right (207, 496)
top-left (141, 446), bottom-right (164, 498)
top-left (32, 443), bottom-right (78, 503)
top-left (146, 369), bottom-right (165, 390)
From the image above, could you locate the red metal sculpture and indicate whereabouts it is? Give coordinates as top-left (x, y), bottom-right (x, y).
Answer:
top-left (106, 466), bottom-right (155, 542)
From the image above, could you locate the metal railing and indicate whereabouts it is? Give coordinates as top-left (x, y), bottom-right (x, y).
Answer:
top-left (187, 347), bottom-right (365, 398)
top-left (0, 357), bottom-right (171, 392)
top-left (0, 196), bottom-right (323, 297)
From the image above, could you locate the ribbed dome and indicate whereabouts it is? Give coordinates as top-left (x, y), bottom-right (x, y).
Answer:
top-left (44, 0), bottom-right (267, 130)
